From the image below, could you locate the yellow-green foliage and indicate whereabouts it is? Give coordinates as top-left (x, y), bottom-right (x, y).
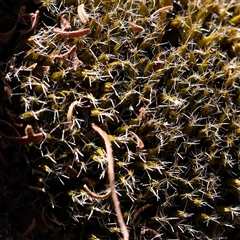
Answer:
top-left (2, 0), bottom-right (240, 239)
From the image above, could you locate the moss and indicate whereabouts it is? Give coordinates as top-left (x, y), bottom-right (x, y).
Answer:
top-left (1, 0), bottom-right (240, 239)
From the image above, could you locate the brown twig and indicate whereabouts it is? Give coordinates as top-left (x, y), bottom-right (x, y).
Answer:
top-left (13, 125), bottom-right (43, 144)
top-left (53, 28), bottom-right (91, 38)
top-left (0, 123), bottom-right (43, 144)
top-left (151, 5), bottom-right (173, 17)
top-left (132, 204), bottom-right (153, 222)
top-left (78, 4), bottom-right (89, 24)
top-left (91, 123), bottom-right (129, 240)
top-left (22, 217), bottom-right (36, 238)
top-left (72, 50), bottom-right (82, 70)
top-left (83, 184), bottom-right (111, 200)
top-left (67, 101), bottom-right (92, 129)
top-left (129, 22), bottom-right (144, 33)
top-left (67, 101), bottom-right (80, 128)
top-left (41, 207), bottom-right (59, 232)
top-left (60, 14), bottom-right (71, 31)
top-left (21, 10), bottom-right (40, 35)
top-left (129, 131), bottom-right (144, 149)
top-left (52, 45), bottom-right (82, 70)
top-left (141, 227), bottom-right (162, 240)
top-left (52, 45), bottom-right (77, 60)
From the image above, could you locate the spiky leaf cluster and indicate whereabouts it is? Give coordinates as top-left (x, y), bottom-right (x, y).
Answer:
top-left (2, 0), bottom-right (240, 239)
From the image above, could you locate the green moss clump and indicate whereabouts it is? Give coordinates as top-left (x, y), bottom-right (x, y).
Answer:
top-left (1, 0), bottom-right (240, 239)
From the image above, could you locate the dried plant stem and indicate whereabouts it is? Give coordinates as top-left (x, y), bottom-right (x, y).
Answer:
top-left (78, 4), bottom-right (89, 24)
top-left (129, 131), bottom-right (144, 149)
top-left (0, 122), bottom-right (43, 144)
top-left (91, 123), bottom-right (129, 240)
top-left (67, 101), bottom-right (79, 127)
top-left (132, 204), bottom-right (153, 221)
top-left (67, 101), bottom-right (91, 129)
top-left (60, 14), bottom-right (71, 31)
top-left (41, 207), bottom-right (59, 232)
top-left (129, 22), bottom-right (144, 33)
top-left (53, 45), bottom-right (77, 60)
top-left (72, 50), bottom-right (82, 70)
top-left (151, 5), bottom-right (173, 17)
top-left (22, 217), bottom-right (36, 238)
top-left (52, 44), bottom-right (82, 70)
top-left (141, 227), bottom-right (162, 240)
top-left (83, 184), bottom-right (111, 200)
top-left (53, 28), bottom-right (91, 38)
top-left (21, 10), bottom-right (40, 35)
top-left (15, 125), bottom-right (43, 144)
